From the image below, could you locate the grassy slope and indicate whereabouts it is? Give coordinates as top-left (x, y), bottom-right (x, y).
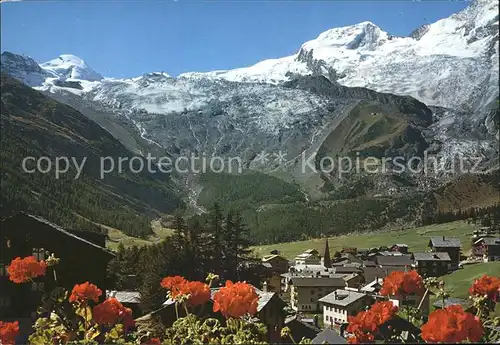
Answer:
top-left (434, 262), bottom-right (500, 317)
top-left (106, 220), bottom-right (174, 251)
top-left (317, 103), bottom-right (409, 159)
top-left (252, 220), bottom-right (480, 259)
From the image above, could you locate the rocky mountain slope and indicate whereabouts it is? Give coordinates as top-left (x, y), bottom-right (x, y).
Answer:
top-left (0, 0), bottom-right (498, 227)
top-left (0, 73), bottom-right (183, 236)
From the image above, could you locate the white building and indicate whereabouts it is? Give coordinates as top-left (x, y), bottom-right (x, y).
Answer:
top-left (319, 289), bottom-right (372, 327)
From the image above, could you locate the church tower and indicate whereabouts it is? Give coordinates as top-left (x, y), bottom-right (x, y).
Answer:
top-left (323, 238), bottom-right (331, 268)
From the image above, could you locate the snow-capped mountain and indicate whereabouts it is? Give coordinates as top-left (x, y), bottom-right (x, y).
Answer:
top-left (1, 0), bottom-right (498, 186)
top-left (0, 52), bottom-right (55, 86)
top-left (2, 0), bottom-right (497, 114)
top-left (182, 0), bottom-right (498, 114)
top-left (41, 54), bottom-right (103, 82)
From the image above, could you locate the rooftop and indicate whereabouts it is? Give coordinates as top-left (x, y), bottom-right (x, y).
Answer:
top-left (3, 213), bottom-right (114, 256)
top-left (106, 290), bottom-right (141, 304)
top-left (312, 328), bottom-right (347, 344)
top-left (290, 276), bottom-right (346, 287)
top-left (375, 254), bottom-right (413, 266)
top-left (334, 266), bottom-right (361, 274)
top-left (319, 289), bottom-right (367, 307)
top-left (429, 237), bottom-right (461, 248)
top-left (360, 278), bottom-right (384, 293)
top-left (413, 252), bottom-right (451, 261)
top-left (474, 237), bottom-right (500, 246)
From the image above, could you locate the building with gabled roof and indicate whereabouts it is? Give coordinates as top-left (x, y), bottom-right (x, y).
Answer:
top-left (375, 254), bottom-right (413, 267)
top-left (294, 249), bottom-right (321, 266)
top-left (319, 289), bottom-right (373, 327)
top-left (413, 252), bottom-right (451, 277)
top-left (0, 213), bottom-right (115, 341)
top-left (289, 276), bottom-right (346, 312)
top-left (284, 315), bottom-right (321, 343)
top-left (312, 328), bottom-right (347, 344)
top-left (472, 237), bottom-right (500, 262)
top-left (429, 236), bottom-right (461, 270)
top-left (1, 213), bottom-right (114, 319)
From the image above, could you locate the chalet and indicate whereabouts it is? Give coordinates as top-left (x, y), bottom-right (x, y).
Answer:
top-left (361, 266), bottom-right (392, 283)
top-left (0, 213), bottom-right (114, 321)
top-left (333, 266), bottom-right (362, 275)
top-left (472, 237), bottom-right (500, 262)
top-left (360, 277), bottom-right (382, 293)
top-left (429, 237), bottom-right (461, 270)
top-left (390, 244), bottom-right (409, 254)
top-left (342, 273), bottom-right (363, 288)
top-left (319, 289), bottom-right (373, 327)
top-left (251, 286), bottom-right (287, 343)
top-left (413, 252), bottom-right (451, 277)
top-left (262, 254), bottom-right (289, 273)
top-left (289, 276), bottom-right (346, 312)
top-left (262, 254), bottom-right (290, 292)
top-left (374, 254), bottom-right (414, 272)
top-left (284, 315), bottom-right (321, 343)
top-left (294, 249), bottom-right (321, 266)
top-left (312, 328), bottom-right (347, 344)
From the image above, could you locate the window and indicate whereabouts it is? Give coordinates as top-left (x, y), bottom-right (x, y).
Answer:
top-left (311, 289), bottom-right (315, 295)
top-left (33, 248), bottom-right (45, 261)
top-left (310, 298), bottom-right (314, 302)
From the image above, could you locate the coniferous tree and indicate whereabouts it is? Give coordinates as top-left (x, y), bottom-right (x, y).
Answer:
top-left (206, 203), bottom-right (224, 278)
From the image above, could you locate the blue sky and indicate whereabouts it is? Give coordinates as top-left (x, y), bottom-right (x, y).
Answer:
top-left (1, 0), bottom-right (469, 78)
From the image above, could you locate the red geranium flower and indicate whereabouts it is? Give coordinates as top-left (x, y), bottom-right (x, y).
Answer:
top-left (160, 276), bottom-right (188, 299)
top-left (369, 301), bottom-right (398, 325)
top-left (469, 274), bottom-right (500, 302)
top-left (142, 338), bottom-right (161, 345)
top-left (347, 332), bottom-right (375, 344)
top-left (69, 282), bottom-right (102, 303)
top-left (181, 281), bottom-right (211, 306)
top-left (421, 305), bottom-right (483, 343)
top-left (347, 311), bottom-right (376, 344)
top-left (346, 301), bottom-right (398, 344)
top-left (7, 256), bottom-right (47, 283)
top-left (213, 281), bottom-right (259, 318)
top-left (93, 298), bottom-right (135, 331)
top-left (380, 270), bottom-right (424, 297)
top-left (0, 321), bottom-right (19, 345)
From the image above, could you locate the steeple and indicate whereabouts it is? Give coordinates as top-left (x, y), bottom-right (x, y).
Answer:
top-left (323, 238), bottom-right (331, 268)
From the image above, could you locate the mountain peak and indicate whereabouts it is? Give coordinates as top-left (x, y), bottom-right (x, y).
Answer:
top-left (1, 51), bottom-right (56, 86)
top-left (301, 20), bottom-right (388, 55)
top-left (41, 54), bottom-right (103, 81)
